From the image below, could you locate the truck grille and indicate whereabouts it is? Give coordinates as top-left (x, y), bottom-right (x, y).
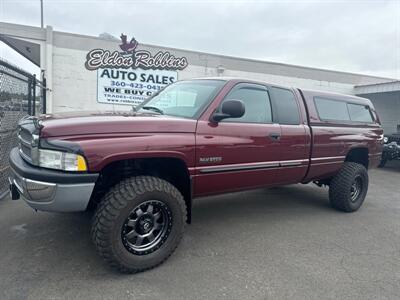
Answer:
top-left (17, 117), bottom-right (39, 164)
top-left (19, 128), bottom-right (33, 144)
top-left (19, 142), bottom-right (32, 160)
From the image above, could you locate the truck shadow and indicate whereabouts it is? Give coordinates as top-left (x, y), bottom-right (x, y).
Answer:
top-left (63, 183), bottom-right (332, 234)
top-left (1, 183), bottom-right (335, 282)
top-left (71, 183), bottom-right (332, 230)
top-left (192, 183), bottom-right (332, 223)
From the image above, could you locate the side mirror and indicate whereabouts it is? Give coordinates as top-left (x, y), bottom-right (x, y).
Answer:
top-left (211, 99), bottom-right (245, 122)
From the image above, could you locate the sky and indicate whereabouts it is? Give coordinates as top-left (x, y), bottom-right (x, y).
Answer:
top-left (0, 0), bottom-right (399, 79)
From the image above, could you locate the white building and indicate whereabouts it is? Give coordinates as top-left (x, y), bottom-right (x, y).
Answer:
top-left (1, 22), bottom-right (399, 133)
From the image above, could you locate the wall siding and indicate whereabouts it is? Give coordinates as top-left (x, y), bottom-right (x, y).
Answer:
top-left (360, 92), bottom-right (400, 134)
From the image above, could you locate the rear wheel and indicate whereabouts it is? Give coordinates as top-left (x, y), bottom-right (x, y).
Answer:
top-left (329, 162), bottom-right (369, 212)
top-left (91, 176), bottom-right (186, 273)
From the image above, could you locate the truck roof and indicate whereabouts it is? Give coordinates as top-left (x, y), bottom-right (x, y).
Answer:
top-left (190, 77), bottom-right (293, 91)
top-left (189, 77), bottom-right (371, 105)
top-left (300, 88), bottom-right (371, 105)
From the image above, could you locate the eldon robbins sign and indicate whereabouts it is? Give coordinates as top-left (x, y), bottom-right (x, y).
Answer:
top-left (84, 34), bottom-right (188, 106)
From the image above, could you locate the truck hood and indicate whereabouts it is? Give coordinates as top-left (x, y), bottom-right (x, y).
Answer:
top-left (38, 111), bottom-right (198, 138)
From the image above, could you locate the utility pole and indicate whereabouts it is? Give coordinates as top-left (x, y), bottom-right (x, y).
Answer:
top-left (40, 0), bottom-right (44, 28)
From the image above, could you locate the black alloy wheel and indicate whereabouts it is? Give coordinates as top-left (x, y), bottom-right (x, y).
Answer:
top-left (121, 200), bottom-right (172, 255)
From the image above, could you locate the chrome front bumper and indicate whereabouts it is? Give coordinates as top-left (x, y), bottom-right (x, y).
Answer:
top-left (9, 170), bottom-right (95, 212)
top-left (9, 147), bottom-right (98, 212)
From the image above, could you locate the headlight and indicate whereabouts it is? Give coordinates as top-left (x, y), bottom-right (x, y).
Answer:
top-left (383, 136), bottom-right (389, 143)
top-left (38, 149), bottom-right (87, 171)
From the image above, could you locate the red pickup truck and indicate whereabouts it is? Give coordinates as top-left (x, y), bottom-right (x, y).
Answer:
top-left (9, 78), bottom-right (383, 273)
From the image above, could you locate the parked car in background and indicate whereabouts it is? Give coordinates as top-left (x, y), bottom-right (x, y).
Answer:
top-left (9, 78), bottom-right (383, 273)
top-left (379, 133), bottom-right (400, 167)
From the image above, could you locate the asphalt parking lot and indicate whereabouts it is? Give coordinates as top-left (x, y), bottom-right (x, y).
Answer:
top-left (0, 162), bottom-right (399, 300)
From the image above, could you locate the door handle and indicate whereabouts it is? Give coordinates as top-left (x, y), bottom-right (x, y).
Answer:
top-left (269, 132), bottom-right (281, 141)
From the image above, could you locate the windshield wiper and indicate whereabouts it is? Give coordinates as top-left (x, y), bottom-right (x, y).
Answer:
top-left (141, 106), bottom-right (164, 115)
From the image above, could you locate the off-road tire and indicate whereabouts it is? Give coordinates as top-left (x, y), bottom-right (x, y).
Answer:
top-left (91, 176), bottom-right (186, 273)
top-left (329, 162), bottom-right (369, 212)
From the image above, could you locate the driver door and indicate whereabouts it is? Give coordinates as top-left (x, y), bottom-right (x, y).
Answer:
top-left (194, 83), bottom-right (282, 196)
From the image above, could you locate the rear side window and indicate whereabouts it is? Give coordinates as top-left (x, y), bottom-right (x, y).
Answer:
top-left (315, 97), bottom-right (374, 123)
top-left (314, 97), bottom-right (350, 121)
top-left (222, 86), bottom-right (272, 123)
top-left (271, 87), bottom-right (300, 125)
top-left (348, 104), bottom-right (374, 123)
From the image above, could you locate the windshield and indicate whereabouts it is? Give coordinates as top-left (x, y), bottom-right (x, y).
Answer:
top-left (137, 80), bottom-right (226, 119)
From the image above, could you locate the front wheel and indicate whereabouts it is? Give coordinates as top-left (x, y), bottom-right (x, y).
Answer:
top-left (91, 176), bottom-right (186, 273)
top-left (329, 162), bottom-right (369, 212)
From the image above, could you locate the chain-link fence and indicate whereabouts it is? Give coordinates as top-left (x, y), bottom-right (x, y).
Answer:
top-left (0, 59), bottom-right (46, 198)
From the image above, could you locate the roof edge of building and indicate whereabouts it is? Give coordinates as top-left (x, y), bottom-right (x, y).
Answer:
top-left (1, 21), bottom-right (398, 84)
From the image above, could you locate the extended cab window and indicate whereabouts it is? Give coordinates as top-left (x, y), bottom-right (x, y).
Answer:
top-left (314, 97), bottom-right (350, 121)
top-left (222, 85), bottom-right (272, 123)
top-left (271, 87), bottom-right (300, 125)
top-left (348, 103), bottom-right (374, 123)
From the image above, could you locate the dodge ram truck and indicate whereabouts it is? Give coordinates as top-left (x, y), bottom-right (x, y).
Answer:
top-left (9, 78), bottom-right (383, 273)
